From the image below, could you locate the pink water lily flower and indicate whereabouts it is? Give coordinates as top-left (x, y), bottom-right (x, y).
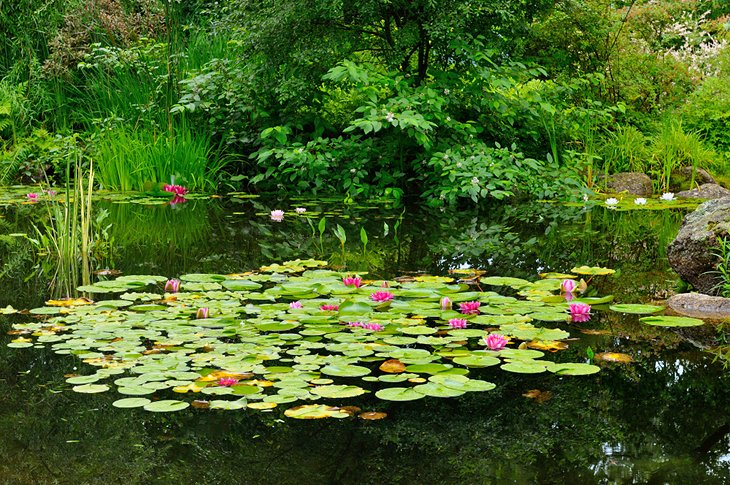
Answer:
top-left (561, 279), bottom-right (577, 293)
top-left (347, 321), bottom-right (366, 328)
top-left (380, 281), bottom-right (390, 288)
top-left (217, 377), bottom-right (239, 387)
top-left (448, 318), bottom-right (468, 329)
top-left (295, 207), bottom-right (307, 214)
top-left (569, 302), bottom-right (592, 323)
top-left (320, 304), bottom-right (339, 311)
top-left (440, 297), bottom-right (452, 310)
top-left (26, 193), bottom-right (39, 201)
top-left (289, 301), bottom-right (303, 309)
top-left (163, 184), bottom-right (188, 196)
top-left (342, 276), bottom-right (362, 288)
top-left (44, 189), bottom-right (57, 197)
top-left (459, 301), bottom-right (481, 314)
top-left (164, 279), bottom-right (180, 293)
top-left (363, 323), bottom-right (384, 331)
top-left (196, 307), bottom-right (210, 319)
top-left (270, 209), bottom-right (285, 222)
top-left (484, 334), bottom-right (508, 351)
top-left (370, 291), bottom-right (394, 302)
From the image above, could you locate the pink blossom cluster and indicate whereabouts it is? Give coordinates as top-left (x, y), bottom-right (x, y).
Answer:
top-left (370, 291), bottom-right (394, 302)
top-left (163, 184), bottom-right (188, 196)
top-left (459, 301), bottom-right (480, 314)
top-left (347, 322), bottom-right (384, 331)
top-left (342, 276), bottom-right (362, 288)
top-left (448, 318), bottom-right (468, 329)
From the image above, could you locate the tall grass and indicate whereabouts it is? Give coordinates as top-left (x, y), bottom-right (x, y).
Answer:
top-left (33, 158), bottom-right (95, 297)
top-left (601, 124), bottom-right (648, 174)
top-left (650, 120), bottom-right (716, 192)
top-left (93, 121), bottom-right (224, 191)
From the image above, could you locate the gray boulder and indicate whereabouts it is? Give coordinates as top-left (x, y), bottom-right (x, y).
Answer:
top-left (678, 166), bottom-right (716, 185)
top-left (605, 172), bottom-right (653, 196)
top-left (677, 183), bottom-right (730, 199)
top-left (667, 293), bottom-right (730, 319)
top-left (667, 198), bottom-right (730, 294)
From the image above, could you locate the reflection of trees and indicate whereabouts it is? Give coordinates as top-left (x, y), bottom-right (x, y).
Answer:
top-left (2, 340), bottom-right (730, 483)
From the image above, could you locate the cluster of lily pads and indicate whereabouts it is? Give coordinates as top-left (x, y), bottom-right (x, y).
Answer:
top-left (5, 260), bottom-right (704, 418)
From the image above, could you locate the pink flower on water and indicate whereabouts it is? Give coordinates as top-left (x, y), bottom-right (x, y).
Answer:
top-left (163, 184), bottom-right (188, 196)
top-left (164, 279), bottom-right (180, 293)
top-left (459, 301), bottom-right (481, 314)
top-left (343, 276), bottom-right (362, 288)
top-left (564, 292), bottom-right (575, 302)
top-left (196, 307), bottom-right (210, 319)
top-left (363, 323), bottom-right (384, 331)
top-left (561, 279), bottom-right (577, 293)
top-left (290, 301), bottom-right (303, 309)
top-left (217, 377), bottom-right (239, 387)
top-left (270, 209), bottom-right (284, 222)
top-left (320, 304), bottom-right (339, 311)
top-left (440, 297), bottom-right (452, 310)
top-left (347, 321), bottom-right (365, 328)
top-left (295, 207), bottom-right (307, 214)
top-left (380, 281), bottom-right (390, 288)
top-left (44, 189), bottom-right (57, 197)
top-left (448, 318), bottom-right (467, 329)
top-left (370, 291), bottom-right (394, 302)
top-left (484, 334), bottom-right (508, 351)
top-left (26, 193), bottom-right (39, 201)
top-left (569, 303), bottom-right (591, 323)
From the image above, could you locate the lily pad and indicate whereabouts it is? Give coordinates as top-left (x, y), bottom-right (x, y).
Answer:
top-left (284, 404), bottom-right (350, 419)
top-left (546, 362), bottom-right (601, 375)
top-left (320, 364), bottom-right (371, 377)
top-left (112, 397), bottom-right (151, 408)
top-left (639, 316), bottom-right (704, 327)
top-left (570, 266), bottom-right (616, 276)
top-left (311, 385), bottom-right (367, 399)
top-left (375, 387), bottom-right (425, 401)
top-left (609, 304), bottom-right (664, 314)
top-left (143, 400), bottom-right (190, 412)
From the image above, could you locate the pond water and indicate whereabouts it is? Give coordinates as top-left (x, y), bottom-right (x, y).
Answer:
top-left (2, 194), bottom-right (730, 484)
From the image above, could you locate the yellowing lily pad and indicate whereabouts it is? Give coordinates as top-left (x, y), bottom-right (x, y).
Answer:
top-left (284, 404), bottom-right (349, 419)
top-left (595, 352), bottom-right (633, 363)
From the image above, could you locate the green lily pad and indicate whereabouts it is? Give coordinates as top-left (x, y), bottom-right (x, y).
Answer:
top-left (639, 316), bottom-right (704, 327)
top-left (72, 384), bottom-right (110, 393)
top-left (222, 280), bottom-right (263, 291)
top-left (481, 276), bottom-right (530, 288)
top-left (500, 361), bottom-right (548, 374)
top-left (112, 398), bottom-right (152, 408)
top-left (210, 399), bottom-right (247, 410)
top-left (66, 375), bottom-right (101, 385)
top-left (143, 400), bottom-right (190, 412)
top-left (413, 382), bottom-right (465, 398)
top-left (452, 354), bottom-right (501, 367)
top-left (320, 364), bottom-right (371, 377)
top-left (405, 363), bottom-right (453, 374)
top-left (375, 387), bottom-right (425, 401)
top-left (547, 362), bottom-right (600, 375)
top-left (609, 304), bottom-right (664, 314)
top-left (255, 322), bottom-right (301, 332)
top-left (570, 266), bottom-right (616, 276)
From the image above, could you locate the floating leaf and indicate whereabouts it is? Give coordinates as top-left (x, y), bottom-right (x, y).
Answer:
top-left (595, 352), bottom-right (633, 363)
top-left (143, 400), bottom-right (190, 412)
top-left (284, 404), bottom-right (349, 419)
top-left (570, 266), bottom-right (616, 276)
top-left (452, 354), bottom-right (501, 368)
top-left (639, 316), bottom-right (704, 327)
top-left (375, 387), bottom-right (425, 401)
top-left (379, 359), bottom-right (406, 373)
top-left (609, 304), bottom-right (664, 314)
top-left (320, 364), bottom-right (371, 377)
top-left (112, 398), bottom-right (151, 408)
top-left (500, 361), bottom-right (547, 374)
top-left (72, 384), bottom-right (110, 393)
top-left (359, 411), bottom-right (387, 420)
top-left (311, 385), bottom-right (366, 399)
top-left (546, 362), bottom-right (600, 375)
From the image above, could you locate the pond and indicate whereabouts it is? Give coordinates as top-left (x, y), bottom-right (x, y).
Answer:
top-left (1, 192), bottom-right (730, 484)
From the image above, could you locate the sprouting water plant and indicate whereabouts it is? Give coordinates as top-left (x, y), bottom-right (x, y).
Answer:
top-left (360, 227), bottom-right (368, 256)
top-left (333, 224), bottom-right (347, 265)
top-left (709, 236), bottom-right (730, 297)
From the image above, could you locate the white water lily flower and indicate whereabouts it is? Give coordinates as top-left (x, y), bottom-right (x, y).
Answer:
top-left (634, 198), bottom-right (647, 205)
top-left (605, 198), bottom-right (619, 206)
top-left (660, 192), bottom-right (675, 201)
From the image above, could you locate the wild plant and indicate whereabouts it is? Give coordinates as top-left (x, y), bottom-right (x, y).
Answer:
top-left (709, 236), bottom-right (730, 298)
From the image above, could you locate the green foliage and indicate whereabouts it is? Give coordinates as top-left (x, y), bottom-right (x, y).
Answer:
top-left (91, 124), bottom-right (219, 192)
top-left (710, 236), bottom-right (730, 297)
